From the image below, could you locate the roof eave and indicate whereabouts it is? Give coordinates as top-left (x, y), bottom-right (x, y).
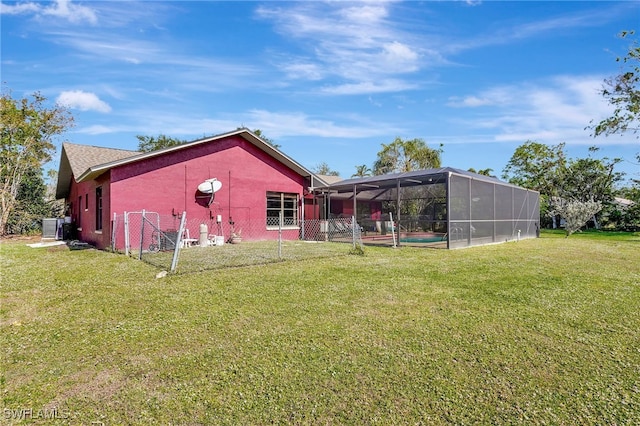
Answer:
top-left (55, 145), bottom-right (72, 200)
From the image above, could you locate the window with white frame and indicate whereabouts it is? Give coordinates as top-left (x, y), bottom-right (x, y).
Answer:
top-left (266, 192), bottom-right (298, 228)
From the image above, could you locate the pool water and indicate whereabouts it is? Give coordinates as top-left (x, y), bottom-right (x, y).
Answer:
top-left (400, 236), bottom-right (445, 243)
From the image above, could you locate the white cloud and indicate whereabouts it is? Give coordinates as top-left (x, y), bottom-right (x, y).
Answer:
top-left (1, 0), bottom-right (97, 24)
top-left (257, 2), bottom-right (428, 93)
top-left (446, 75), bottom-right (637, 146)
top-left (57, 90), bottom-right (111, 113)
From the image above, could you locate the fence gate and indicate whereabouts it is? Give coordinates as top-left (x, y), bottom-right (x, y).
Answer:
top-left (123, 211), bottom-right (160, 256)
top-left (121, 210), bottom-right (187, 272)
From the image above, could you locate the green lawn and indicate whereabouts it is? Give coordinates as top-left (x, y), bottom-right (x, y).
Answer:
top-left (1, 231), bottom-right (639, 424)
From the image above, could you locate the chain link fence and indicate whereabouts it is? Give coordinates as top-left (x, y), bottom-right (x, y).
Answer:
top-left (112, 212), bottom-right (363, 274)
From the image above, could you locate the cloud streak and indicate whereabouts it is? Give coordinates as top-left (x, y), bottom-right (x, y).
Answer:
top-left (74, 107), bottom-right (400, 141)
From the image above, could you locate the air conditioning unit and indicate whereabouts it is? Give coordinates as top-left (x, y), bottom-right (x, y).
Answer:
top-left (42, 218), bottom-right (58, 239)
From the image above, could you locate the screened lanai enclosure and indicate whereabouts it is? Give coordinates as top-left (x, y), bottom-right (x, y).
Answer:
top-left (312, 167), bottom-right (540, 249)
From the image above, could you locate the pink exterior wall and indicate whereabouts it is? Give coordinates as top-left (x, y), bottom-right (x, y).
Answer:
top-left (104, 136), bottom-right (305, 249)
top-left (67, 172), bottom-right (111, 249)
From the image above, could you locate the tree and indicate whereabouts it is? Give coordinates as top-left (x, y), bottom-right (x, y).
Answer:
top-left (1, 91), bottom-right (73, 235)
top-left (468, 167), bottom-right (494, 177)
top-left (136, 134), bottom-right (187, 152)
top-left (502, 141), bottom-right (566, 194)
top-left (610, 181), bottom-right (640, 230)
top-left (549, 199), bottom-right (602, 237)
top-left (373, 137), bottom-right (442, 175)
top-left (5, 166), bottom-right (51, 234)
top-left (45, 169), bottom-right (65, 218)
top-left (591, 30), bottom-right (640, 138)
top-left (352, 164), bottom-right (372, 178)
top-left (559, 147), bottom-right (622, 203)
top-left (502, 141), bottom-right (567, 227)
top-left (504, 142), bottom-right (625, 229)
top-left (313, 162), bottom-right (340, 176)
top-left (371, 138), bottom-right (442, 219)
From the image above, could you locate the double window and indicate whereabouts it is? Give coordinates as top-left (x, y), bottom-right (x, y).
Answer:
top-left (266, 192), bottom-right (298, 228)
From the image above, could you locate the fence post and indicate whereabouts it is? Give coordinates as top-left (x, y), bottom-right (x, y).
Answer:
top-left (170, 211), bottom-right (187, 273)
top-left (278, 211), bottom-right (283, 259)
top-left (352, 215), bottom-right (356, 249)
top-left (124, 211), bottom-right (129, 256)
top-left (111, 212), bottom-right (117, 251)
top-left (139, 209), bottom-right (146, 260)
top-left (390, 212), bottom-right (397, 248)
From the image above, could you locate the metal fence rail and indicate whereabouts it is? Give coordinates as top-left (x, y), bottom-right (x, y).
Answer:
top-left (112, 213), bottom-right (363, 274)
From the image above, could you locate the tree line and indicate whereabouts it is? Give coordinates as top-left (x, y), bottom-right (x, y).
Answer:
top-left (1, 30), bottom-right (639, 235)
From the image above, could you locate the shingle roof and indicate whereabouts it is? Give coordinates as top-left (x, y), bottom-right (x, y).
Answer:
top-left (55, 143), bottom-right (139, 199)
top-left (55, 129), bottom-right (320, 200)
top-left (315, 174), bottom-right (343, 185)
top-left (66, 143), bottom-right (139, 177)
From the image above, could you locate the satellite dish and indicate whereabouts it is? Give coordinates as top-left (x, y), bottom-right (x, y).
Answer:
top-left (197, 178), bottom-right (222, 194)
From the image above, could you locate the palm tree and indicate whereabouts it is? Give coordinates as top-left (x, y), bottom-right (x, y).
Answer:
top-left (352, 164), bottom-right (372, 178)
top-left (468, 167), bottom-right (495, 177)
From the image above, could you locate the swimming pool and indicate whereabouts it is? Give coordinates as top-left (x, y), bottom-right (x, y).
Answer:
top-left (400, 236), bottom-right (446, 243)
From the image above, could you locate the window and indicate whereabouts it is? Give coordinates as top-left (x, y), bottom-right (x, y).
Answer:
top-left (95, 187), bottom-right (103, 231)
top-left (266, 192), bottom-right (298, 228)
top-left (85, 193), bottom-right (88, 210)
top-left (77, 196), bottom-right (82, 228)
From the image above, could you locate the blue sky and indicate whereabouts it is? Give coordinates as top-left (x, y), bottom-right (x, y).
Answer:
top-left (2, 0), bottom-right (639, 184)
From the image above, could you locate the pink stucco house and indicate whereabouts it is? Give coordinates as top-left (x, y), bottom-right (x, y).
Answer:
top-left (56, 129), bottom-right (328, 250)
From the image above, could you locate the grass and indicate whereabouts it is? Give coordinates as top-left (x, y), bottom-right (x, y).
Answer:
top-left (140, 240), bottom-right (354, 273)
top-left (1, 231), bottom-right (639, 424)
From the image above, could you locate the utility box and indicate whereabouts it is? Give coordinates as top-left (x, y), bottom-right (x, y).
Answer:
top-left (42, 218), bottom-right (58, 239)
top-left (62, 223), bottom-right (76, 240)
top-left (161, 230), bottom-right (178, 251)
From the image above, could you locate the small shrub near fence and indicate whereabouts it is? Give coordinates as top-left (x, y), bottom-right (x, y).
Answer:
top-left (112, 212), bottom-right (363, 274)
